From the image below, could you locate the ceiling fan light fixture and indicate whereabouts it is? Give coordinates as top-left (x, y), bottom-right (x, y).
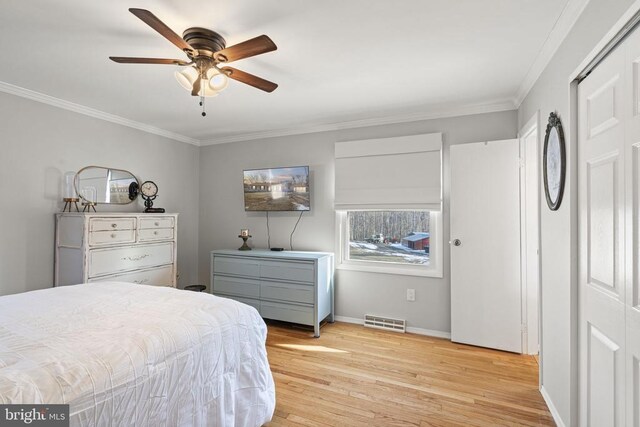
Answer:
top-left (174, 67), bottom-right (226, 97)
top-left (174, 67), bottom-right (196, 91)
top-left (207, 68), bottom-right (229, 92)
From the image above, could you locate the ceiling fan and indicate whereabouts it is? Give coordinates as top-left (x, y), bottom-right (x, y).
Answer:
top-left (109, 8), bottom-right (278, 116)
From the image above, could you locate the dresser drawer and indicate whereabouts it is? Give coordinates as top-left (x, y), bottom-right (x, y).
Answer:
top-left (89, 217), bottom-right (136, 232)
top-left (140, 217), bottom-right (175, 229)
top-left (89, 229), bottom-right (136, 246)
top-left (261, 281), bottom-right (314, 304)
top-left (88, 265), bottom-right (174, 286)
top-left (138, 228), bottom-right (174, 242)
top-left (260, 260), bottom-right (315, 283)
top-left (261, 301), bottom-right (313, 326)
top-left (88, 243), bottom-right (174, 277)
top-left (213, 275), bottom-right (260, 298)
top-left (213, 256), bottom-right (260, 278)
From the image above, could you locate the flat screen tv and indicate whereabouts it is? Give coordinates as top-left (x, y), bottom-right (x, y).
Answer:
top-left (243, 166), bottom-right (310, 211)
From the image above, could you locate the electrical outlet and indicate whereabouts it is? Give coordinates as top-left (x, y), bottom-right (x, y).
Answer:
top-left (406, 288), bottom-right (416, 302)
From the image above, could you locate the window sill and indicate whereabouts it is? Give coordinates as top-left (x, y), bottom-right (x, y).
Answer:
top-left (336, 261), bottom-right (443, 278)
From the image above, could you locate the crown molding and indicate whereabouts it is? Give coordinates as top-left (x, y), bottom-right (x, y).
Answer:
top-left (200, 99), bottom-right (516, 146)
top-left (514, 0), bottom-right (590, 108)
top-left (0, 81), bottom-right (200, 145)
top-left (0, 79), bottom-right (516, 147)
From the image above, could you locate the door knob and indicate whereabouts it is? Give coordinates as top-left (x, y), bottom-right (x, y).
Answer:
top-left (453, 239), bottom-right (462, 246)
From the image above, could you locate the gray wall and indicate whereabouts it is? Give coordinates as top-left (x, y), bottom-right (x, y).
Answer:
top-left (198, 110), bottom-right (517, 334)
top-left (0, 91), bottom-right (200, 296)
top-left (517, 0), bottom-right (636, 424)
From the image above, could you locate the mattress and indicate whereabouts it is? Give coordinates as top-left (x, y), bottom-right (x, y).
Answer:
top-left (0, 282), bottom-right (275, 426)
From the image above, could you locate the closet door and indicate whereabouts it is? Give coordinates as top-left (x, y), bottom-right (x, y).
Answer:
top-left (625, 27), bottom-right (640, 427)
top-left (578, 39), bottom-right (626, 426)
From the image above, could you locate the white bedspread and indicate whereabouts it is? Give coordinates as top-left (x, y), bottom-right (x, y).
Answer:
top-left (0, 282), bottom-right (275, 427)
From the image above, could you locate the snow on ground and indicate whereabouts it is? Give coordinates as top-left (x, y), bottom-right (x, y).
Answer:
top-left (349, 242), bottom-right (378, 250)
top-left (350, 241), bottom-right (429, 264)
top-left (386, 252), bottom-right (429, 263)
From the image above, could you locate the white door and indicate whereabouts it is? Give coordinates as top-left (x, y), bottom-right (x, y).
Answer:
top-left (625, 27), bottom-right (640, 427)
top-left (578, 31), bottom-right (628, 426)
top-left (450, 139), bottom-right (522, 353)
top-left (521, 124), bottom-right (540, 355)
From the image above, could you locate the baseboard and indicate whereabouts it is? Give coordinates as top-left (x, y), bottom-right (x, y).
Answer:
top-left (333, 315), bottom-right (365, 325)
top-left (334, 315), bottom-right (451, 339)
top-left (406, 326), bottom-right (451, 339)
top-left (539, 385), bottom-right (567, 427)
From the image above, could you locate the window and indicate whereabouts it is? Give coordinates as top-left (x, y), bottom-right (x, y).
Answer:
top-left (334, 132), bottom-right (443, 277)
top-left (347, 210), bottom-right (430, 264)
top-left (337, 210), bottom-right (443, 277)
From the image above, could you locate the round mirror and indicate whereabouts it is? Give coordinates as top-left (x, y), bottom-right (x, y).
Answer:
top-left (74, 166), bottom-right (139, 205)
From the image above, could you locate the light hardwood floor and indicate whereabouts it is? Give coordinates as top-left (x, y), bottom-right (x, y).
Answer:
top-left (265, 321), bottom-right (554, 427)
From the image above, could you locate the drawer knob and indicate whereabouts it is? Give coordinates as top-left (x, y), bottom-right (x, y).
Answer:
top-left (111, 223), bottom-right (117, 228)
top-left (154, 222), bottom-right (160, 226)
top-left (154, 231), bottom-right (159, 235)
top-left (110, 233), bottom-right (117, 238)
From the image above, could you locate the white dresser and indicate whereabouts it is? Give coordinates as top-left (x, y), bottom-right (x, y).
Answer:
top-left (211, 250), bottom-right (334, 337)
top-left (55, 213), bottom-right (178, 287)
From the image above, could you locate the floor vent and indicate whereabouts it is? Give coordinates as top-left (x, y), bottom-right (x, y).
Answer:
top-left (363, 314), bottom-right (406, 333)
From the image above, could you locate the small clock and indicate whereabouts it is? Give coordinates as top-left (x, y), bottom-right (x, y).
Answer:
top-left (140, 180), bottom-right (165, 213)
top-left (140, 180), bottom-right (158, 198)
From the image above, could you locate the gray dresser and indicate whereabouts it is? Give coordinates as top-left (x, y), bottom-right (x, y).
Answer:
top-left (211, 250), bottom-right (334, 337)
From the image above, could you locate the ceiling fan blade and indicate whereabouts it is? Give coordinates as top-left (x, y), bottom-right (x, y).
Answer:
top-left (221, 67), bottom-right (278, 92)
top-left (129, 8), bottom-right (194, 54)
top-left (191, 76), bottom-right (202, 96)
top-left (110, 57), bottom-right (189, 65)
top-left (215, 35), bottom-right (277, 63)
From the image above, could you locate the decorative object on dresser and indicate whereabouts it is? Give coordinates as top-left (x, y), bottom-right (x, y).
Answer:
top-left (211, 250), bottom-right (334, 337)
top-left (82, 201), bottom-right (97, 212)
top-left (62, 198), bottom-right (80, 212)
top-left (238, 229), bottom-right (252, 251)
top-left (75, 166), bottom-right (139, 205)
top-left (140, 180), bottom-right (165, 213)
top-left (55, 213), bottom-right (178, 287)
top-left (62, 171), bottom-right (80, 212)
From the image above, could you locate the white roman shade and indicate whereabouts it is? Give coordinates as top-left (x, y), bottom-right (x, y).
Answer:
top-left (334, 133), bottom-right (442, 211)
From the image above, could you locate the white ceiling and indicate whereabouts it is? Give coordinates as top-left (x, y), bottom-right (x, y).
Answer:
top-left (0, 0), bottom-right (573, 144)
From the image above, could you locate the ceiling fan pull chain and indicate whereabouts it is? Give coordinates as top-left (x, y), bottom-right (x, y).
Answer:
top-left (201, 95), bottom-right (206, 117)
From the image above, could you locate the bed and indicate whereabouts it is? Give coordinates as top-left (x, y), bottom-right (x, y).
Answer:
top-left (0, 282), bottom-right (275, 426)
